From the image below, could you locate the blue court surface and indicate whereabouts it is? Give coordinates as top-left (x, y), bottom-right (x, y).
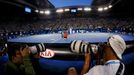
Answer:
top-left (8, 32), bottom-right (134, 43)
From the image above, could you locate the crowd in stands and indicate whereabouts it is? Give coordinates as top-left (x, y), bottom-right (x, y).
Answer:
top-left (0, 17), bottom-right (134, 40)
top-left (46, 17), bottom-right (134, 32)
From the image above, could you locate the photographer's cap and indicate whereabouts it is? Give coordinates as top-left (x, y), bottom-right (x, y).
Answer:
top-left (108, 35), bottom-right (126, 59)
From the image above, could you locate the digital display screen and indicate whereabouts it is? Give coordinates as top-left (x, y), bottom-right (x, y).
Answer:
top-left (25, 7), bottom-right (31, 13)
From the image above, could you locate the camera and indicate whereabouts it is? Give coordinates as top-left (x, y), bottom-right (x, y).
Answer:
top-left (70, 40), bottom-right (89, 53)
top-left (23, 43), bottom-right (46, 54)
top-left (70, 40), bottom-right (105, 55)
top-left (70, 40), bottom-right (106, 64)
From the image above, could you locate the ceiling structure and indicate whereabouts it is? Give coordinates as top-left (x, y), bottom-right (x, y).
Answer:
top-left (0, 0), bottom-right (55, 9)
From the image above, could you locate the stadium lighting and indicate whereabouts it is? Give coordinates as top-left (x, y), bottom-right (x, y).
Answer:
top-left (56, 9), bottom-right (64, 13)
top-left (77, 8), bottom-right (83, 11)
top-left (104, 7), bottom-right (108, 10)
top-left (40, 11), bottom-right (44, 14)
top-left (45, 10), bottom-right (50, 15)
top-left (108, 5), bottom-right (112, 8)
top-left (98, 7), bottom-right (103, 12)
top-left (71, 9), bottom-right (77, 13)
top-left (64, 8), bottom-right (70, 12)
top-left (35, 10), bottom-right (39, 13)
top-left (84, 7), bottom-right (91, 11)
top-left (11, 33), bottom-right (13, 35)
top-left (0, 34), bottom-right (3, 36)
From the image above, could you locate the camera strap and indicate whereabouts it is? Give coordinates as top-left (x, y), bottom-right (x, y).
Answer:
top-left (88, 43), bottom-right (95, 68)
top-left (116, 62), bottom-right (124, 75)
top-left (96, 43), bottom-right (105, 65)
top-left (105, 60), bottom-right (124, 75)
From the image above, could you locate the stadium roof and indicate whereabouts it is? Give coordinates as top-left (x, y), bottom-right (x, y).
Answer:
top-left (0, 0), bottom-right (55, 9)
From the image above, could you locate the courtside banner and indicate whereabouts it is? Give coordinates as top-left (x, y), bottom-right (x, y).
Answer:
top-left (40, 49), bottom-right (55, 58)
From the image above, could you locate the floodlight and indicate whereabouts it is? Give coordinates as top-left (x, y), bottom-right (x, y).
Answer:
top-left (104, 7), bottom-right (108, 10)
top-left (56, 9), bottom-right (64, 13)
top-left (64, 8), bottom-right (70, 11)
top-left (77, 8), bottom-right (83, 11)
top-left (40, 11), bottom-right (44, 14)
top-left (84, 7), bottom-right (91, 11)
top-left (71, 9), bottom-right (76, 13)
top-left (45, 10), bottom-right (50, 15)
top-left (108, 5), bottom-right (112, 8)
top-left (98, 7), bottom-right (103, 12)
top-left (35, 10), bottom-right (39, 13)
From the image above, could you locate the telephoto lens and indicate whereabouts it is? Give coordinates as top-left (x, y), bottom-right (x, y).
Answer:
top-left (70, 40), bottom-right (101, 55)
top-left (70, 40), bottom-right (90, 54)
top-left (28, 43), bottom-right (46, 54)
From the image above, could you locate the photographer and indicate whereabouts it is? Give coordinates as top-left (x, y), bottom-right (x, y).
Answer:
top-left (3, 44), bottom-right (36, 75)
top-left (81, 35), bottom-right (126, 75)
